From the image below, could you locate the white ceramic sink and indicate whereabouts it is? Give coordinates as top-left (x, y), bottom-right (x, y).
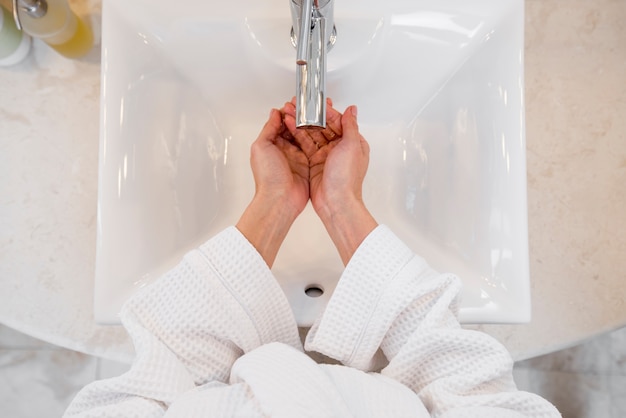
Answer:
top-left (95, 0), bottom-right (529, 326)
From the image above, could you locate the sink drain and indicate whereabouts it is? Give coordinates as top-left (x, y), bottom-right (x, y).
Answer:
top-left (304, 285), bottom-right (324, 298)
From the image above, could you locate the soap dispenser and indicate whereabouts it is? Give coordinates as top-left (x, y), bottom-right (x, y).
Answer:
top-left (0, 4), bottom-right (31, 66)
top-left (12, 0), bottom-right (93, 59)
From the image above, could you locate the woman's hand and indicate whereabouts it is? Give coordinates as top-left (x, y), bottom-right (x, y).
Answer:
top-left (281, 99), bottom-right (350, 214)
top-left (249, 108), bottom-right (310, 216)
top-left (312, 106), bottom-right (370, 218)
top-left (284, 102), bottom-right (378, 265)
top-left (236, 108), bottom-right (310, 268)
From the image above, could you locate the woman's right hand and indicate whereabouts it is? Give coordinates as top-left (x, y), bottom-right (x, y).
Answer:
top-left (284, 103), bottom-right (378, 265)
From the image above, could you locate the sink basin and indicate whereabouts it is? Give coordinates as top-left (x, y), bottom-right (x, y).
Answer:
top-left (95, 0), bottom-right (529, 326)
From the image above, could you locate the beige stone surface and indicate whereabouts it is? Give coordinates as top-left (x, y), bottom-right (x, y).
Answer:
top-left (471, 0), bottom-right (626, 359)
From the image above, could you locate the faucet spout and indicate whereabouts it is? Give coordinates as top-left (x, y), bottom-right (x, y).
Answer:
top-left (291, 0), bottom-right (335, 129)
top-left (296, 0), bottom-right (313, 66)
top-left (296, 13), bottom-right (326, 128)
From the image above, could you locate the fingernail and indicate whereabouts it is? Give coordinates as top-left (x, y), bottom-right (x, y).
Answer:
top-left (351, 105), bottom-right (358, 119)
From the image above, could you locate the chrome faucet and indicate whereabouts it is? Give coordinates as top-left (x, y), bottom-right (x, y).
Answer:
top-left (290, 0), bottom-right (336, 128)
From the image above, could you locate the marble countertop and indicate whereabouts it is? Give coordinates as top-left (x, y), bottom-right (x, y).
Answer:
top-left (1, 0), bottom-right (624, 363)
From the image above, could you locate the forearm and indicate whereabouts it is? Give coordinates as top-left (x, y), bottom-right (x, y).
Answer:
top-left (236, 194), bottom-right (300, 268)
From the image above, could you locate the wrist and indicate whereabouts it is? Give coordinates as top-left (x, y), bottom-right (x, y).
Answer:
top-left (255, 190), bottom-right (303, 221)
top-left (313, 188), bottom-right (359, 220)
top-left (317, 198), bottom-right (378, 265)
top-left (236, 194), bottom-right (299, 267)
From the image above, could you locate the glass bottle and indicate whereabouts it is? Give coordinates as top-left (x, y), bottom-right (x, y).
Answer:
top-left (14, 0), bottom-right (93, 59)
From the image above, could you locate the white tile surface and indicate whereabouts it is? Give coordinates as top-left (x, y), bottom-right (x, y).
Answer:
top-left (0, 348), bottom-right (97, 418)
top-left (518, 332), bottom-right (614, 374)
top-left (609, 327), bottom-right (626, 375)
top-left (514, 369), bottom-right (611, 418)
top-left (0, 324), bottom-right (132, 416)
top-left (609, 375), bottom-right (626, 418)
top-left (514, 326), bottom-right (626, 418)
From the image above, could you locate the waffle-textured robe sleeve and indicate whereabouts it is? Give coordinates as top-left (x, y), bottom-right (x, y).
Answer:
top-left (306, 225), bottom-right (560, 417)
top-left (65, 225), bottom-right (560, 417)
top-left (64, 227), bottom-right (303, 417)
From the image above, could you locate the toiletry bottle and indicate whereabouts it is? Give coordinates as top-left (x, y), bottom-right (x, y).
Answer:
top-left (14, 0), bottom-right (93, 59)
top-left (0, 4), bottom-right (31, 66)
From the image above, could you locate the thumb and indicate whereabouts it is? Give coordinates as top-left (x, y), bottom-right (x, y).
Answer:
top-left (341, 105), bottom-right (370, 158)
top-left (259, 108), bottom-right (283, 143)
top-left (341, 105), bottom-right (359, 139)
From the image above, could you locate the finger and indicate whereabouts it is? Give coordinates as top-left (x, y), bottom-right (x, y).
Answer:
top-left (283, 100), bottom-right (341, 150)
top-left (277, 107), bottom-right (295, 142)
top-left (285, 99), bottom-right (338, 139)
top-left (283, 101), bottom-right (296, 118)
top-left (282, 104), bottom-right (330, 149)
top-left (341, 105), bottom-right (359, 139)
top-left (322, 104), bottom-right (342, 142)
top-left (280, 102), bottom-right (297, 144)
top-left (341, 105), bottom-right (366, 146)
top-left (298, 125), bottom-right (330, 151)
top-left (275, 134), bottom-right (306, 160)
top-left (284, 113), bottom-right (320, 157)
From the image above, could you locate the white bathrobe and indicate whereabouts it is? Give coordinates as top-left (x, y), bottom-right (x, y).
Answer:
top-left (64, 225), bottom-right (560, 417)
